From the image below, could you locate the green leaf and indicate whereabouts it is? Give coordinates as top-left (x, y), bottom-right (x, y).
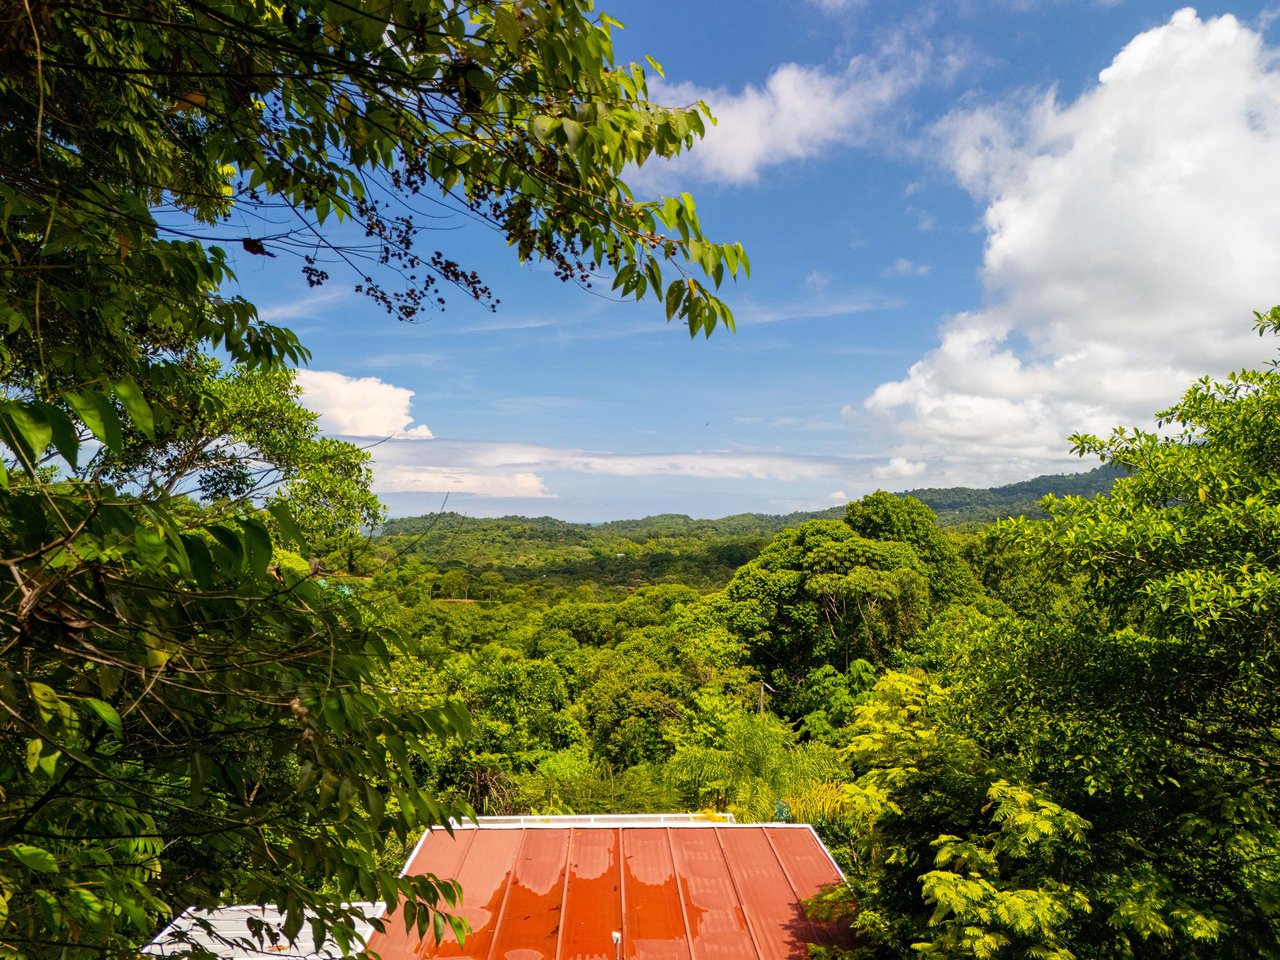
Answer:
top-left (33, 402), bottom-right (80, 468)
top-left (190, 750), bottom-right (211, 803)
top-left (241, 515), bottom-right (274, 578)
top-left (113, 375), bottom-right (154, 438)
top-left (85, 698), bottom-right (123, 740)
top-left (494, 7), bottom-right (521, 52)
top-left (38, 749), bottom-right (59, 776)
top-left (531, 114), bottom-right (557, 144)
top-left (662, 196), bottom-right (679, 227)
top-left (664, 279), bottom-right (684, 320)
top-left (68, 387), bottom-right (118, 445)
top-left (560, 118), bottom-right (585, 151)
top-left (267, 502), bottom-right (309, 552)
top-left (157, 516), bottom-right (193, 577)
top-left (9, 844), bottom-right (58, 874)
top-left (363, 782), bottom-right (386, 824)
top-left (0, 401), bottom-right (52, 465)
top-left (282, 904), bottom-right (304, 943)
top-left (447, 913), bottom-right (469, 943)
top-left (28, 682), bottom-right (60, 722)
top-left (208, 524), bottom-right (245, 573)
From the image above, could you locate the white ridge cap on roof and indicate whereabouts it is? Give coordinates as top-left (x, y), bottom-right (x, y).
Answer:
top-left (454, 812), bottom-right (738, 828)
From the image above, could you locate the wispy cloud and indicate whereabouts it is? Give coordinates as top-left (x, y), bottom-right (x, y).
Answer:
top-left (255, 288), bottom-right (351, 325)
top-left (360, 351), bottom-right (447, 368)
top-left (737, 291), bottom-right (902, 326)
top-left (882, 258), bottom-right (930, 278)
top-left (359, 437), bottom-right (885, 498)
top-left (451, 316), bottom-right (560, 335)
top-left (376, 438), bottom-right (870, 480)
top-left (734, 415), bottom-right (844, 432)
top-left (634, 30), bottom-right (938, 188)
top-left (807, 0), bottom-right (866, 15)
top-left (373, 465), bottom-right (552, 499)
top-left (489, 395), bottom-right (593, 413)
top-left (907, 205), bottom-right (938, 232)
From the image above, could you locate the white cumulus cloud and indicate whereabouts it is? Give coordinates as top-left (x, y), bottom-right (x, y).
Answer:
top-left (639, 34), bottom-right (933, 187)
top-left (867, 9), bottom-right (1280, 481)
top-left (873, 457), bottom-right (927, 481)
top-left (809, 0), bottom-right (865, 14)
top-left (295, 369), bottom-right (433, 438)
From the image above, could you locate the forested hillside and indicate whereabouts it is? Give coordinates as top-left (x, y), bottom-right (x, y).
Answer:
top-left (372, 465), bottom-right (1121, 596)
top-left (898, 463), bottom-right (1126, 525)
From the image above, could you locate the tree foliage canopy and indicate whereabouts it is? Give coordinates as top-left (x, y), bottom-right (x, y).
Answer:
top-left (0, 0), bottom-right (748, 956)
top-left (3, 0), bottom-right (746, 349)
top-left (816, 313), bottom-right (1280, 960)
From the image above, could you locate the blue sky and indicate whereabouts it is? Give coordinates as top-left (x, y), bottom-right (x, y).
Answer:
top-left (230, 3), bottom-right (1280, 521)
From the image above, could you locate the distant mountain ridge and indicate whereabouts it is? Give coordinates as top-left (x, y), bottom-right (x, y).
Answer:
top-left (374, 466), bottom-right (1123, 592)
top-left (380, 464), bottom-right (1124, 539)
top-left (891, 463), bottom-right (1127, 526)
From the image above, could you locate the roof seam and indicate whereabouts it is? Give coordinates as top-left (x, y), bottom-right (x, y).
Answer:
top-left (618, 828), bottom-right (629, 960)
top-left (553, 827), bottom-right (573, 960)
top-left (712, 827), bottom-right (766, 960)
top-left (482, 828), bottom-right (523, 960)
top-left (664, 828), bottom-right (697, 960)
top-left (803, 823), bottom-right (851, 882)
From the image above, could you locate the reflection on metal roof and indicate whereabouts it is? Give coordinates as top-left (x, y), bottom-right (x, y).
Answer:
top-left (144, 904), bottom-right (380, 959)
top-left (368, 820), bottom-right (853, 960)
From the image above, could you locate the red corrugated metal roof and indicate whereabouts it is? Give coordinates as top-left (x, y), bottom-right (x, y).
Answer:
top-left (367, 821), bottom-right (852, 960)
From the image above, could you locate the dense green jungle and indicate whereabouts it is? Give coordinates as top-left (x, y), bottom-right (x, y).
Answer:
top-left (339, 464), bottom-right (1123, 831)
top-left (374, 464), bottom-right (1124, 596)
top-left (312, 432), bottom-right (1278, 957)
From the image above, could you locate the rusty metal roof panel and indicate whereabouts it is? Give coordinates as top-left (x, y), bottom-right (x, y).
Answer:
top-left (667, 828), bottom-right (757, 960)
top-left (488, 828), bottom-right (572, 960)
top-left (714, 828), bottom-right (818, 960)
top-left (440, 827), bottom-right (527, 958)
top-left (559, 829), bottom-right (624, 960)
top-left (367, 822), bottom-right (850, 960)
top-left (620, 828), bottom-right (691, 960)
top-left (762, 828), bottom-right (849, 950)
